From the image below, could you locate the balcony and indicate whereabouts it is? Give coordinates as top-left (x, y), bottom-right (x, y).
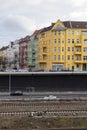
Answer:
top-left (74, 60), bottom-right (82, 63)
top-left (42, 50), bottom-right (48, 55)
top-left (42, 52), bottom-right (48, 56)
top-left (74, 43), bottom-right (81, 46)
top-left (28, 63), bottom-right (36, 67)
top-left (53, 60), bottom-right (64, 64)
top-left (32, 55), bottom-right (36, 59)
top-left (38, 60), bottom-right (47, 63)
top-left (74, 51), bottom-right (81, 55)
top-left (32, 49), bottom-right (36, 54)
top-left (38, 57), bottom-right (47, 63)
top-left (42, 44), bottom-right (47, 47)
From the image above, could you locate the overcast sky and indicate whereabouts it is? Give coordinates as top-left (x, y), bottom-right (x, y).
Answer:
top-left (0, 0), bottom-right (87, 47)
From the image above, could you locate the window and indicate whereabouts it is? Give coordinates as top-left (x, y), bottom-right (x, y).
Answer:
top-left (58, 39), bottom-right (60, 43)
top-left (72, 55), bottom-right (74, 60)
top-left (76, 48), bottom-right (79, 52)
top-left (58, 31), bottom-right (60, 35)
top-left (38, 56), bottom-right (42, 60)
top-left (54, 55), bottom-right (56, 60)
top-left (62, 31), bottom-right (64, 35)
top-left (68, 47), bottom-right (70, 51)
top-left (54, 39), bottom-right (57, 43)
top-left (84, 39), bottom-right (87, 43)
top-left (77, 39), bottom-right (80, 43)
top-left (72, 47), bottom-right (74, 51)
top-left (72, 39), bottom-right (74, 43)
top-left (62, 39), bottom-right (64, 43)
top-left (68, 39), bottom-right (70, 44)
top-left (72, 31), bottom-right (74, 35)
top-left (62, 47), bottom-right (64, 52)
top-left (58, 47), bottom-right (60, 52)
top-left (76, 56), bottom-right (80, 60)
top-left (54, 47), bottom-right (56, 52)
top-left (82, 31), bottom-right (87, 35)
top-left (68, 55), bottom-right (70, 60)
top-left (83, 56), bottom-right (87, 60)
top-left (41, 33), bottom-right (45, 38)
top-left (83, 48), bottom-right (87, 52)
top-left (54, 31), bottom-right (56, 35)
top-left (76, 31), bottom-right (80, 35)
top-left (68, 30), bottom-right (70, 35)
top-left (76, 64), bottom-right (79, 68)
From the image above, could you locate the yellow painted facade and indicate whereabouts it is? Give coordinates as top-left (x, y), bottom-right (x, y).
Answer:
top-left (38, 20), bottom-right (87, 71)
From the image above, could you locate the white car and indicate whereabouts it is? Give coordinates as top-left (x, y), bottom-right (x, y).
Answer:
top-left (18, 69), bottom-right (28, 72)
top-left (44, 95), bottom-right (57, 99)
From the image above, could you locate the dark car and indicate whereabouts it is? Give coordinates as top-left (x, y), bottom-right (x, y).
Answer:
top-left (10, 91), bottom-right (23, 96)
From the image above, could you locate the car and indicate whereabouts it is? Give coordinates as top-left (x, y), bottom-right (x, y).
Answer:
top-left (44, 95), bottom-right (57, 99)
top-left (10, 91), bottom-right (23, 96)
top-left (18, 69), bottom-right (28, 72)
top-left (5, 69), bottom-right (10, 72)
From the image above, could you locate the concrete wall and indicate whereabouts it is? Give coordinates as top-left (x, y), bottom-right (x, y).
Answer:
top-left (0, 72), bottom-right (87, 92)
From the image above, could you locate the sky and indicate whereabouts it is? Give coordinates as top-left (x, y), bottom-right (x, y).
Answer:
top-left (0, 0), bottom-right (87, 47)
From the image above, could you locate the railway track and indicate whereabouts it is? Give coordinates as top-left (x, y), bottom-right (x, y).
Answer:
top-left (0, 110), bottom-right (87, 117)
top-left (0, 100), bottom-right (87, 117)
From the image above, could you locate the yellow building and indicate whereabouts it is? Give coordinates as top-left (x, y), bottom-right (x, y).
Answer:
top-left (38, 19), bottom-right (87, 71)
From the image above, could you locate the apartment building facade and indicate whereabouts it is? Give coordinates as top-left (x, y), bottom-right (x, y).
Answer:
top-left (0, 46), bottom-right (8, 69)
top-left (27, 30), bottom-right (41, 70)
top-left (5, 41), bottom-right (19, 69)
top-left (38, 20), bottom-right (87, 71)
top-left (19, 36), bottom-right (30, 69)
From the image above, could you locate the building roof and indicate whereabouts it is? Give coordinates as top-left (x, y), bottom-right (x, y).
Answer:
top-left (0, 46), bottom-right (8, 51)
top-left (19, 35), bottom-right (30, 44)
top-left (40, 21), bottom-right (87, 34)
top-left (63, 21), bottom-right (87, 29)
top-left (40, 23), bottom-right (55, 33)
top-left (33, 29), bottom-right (41, 36)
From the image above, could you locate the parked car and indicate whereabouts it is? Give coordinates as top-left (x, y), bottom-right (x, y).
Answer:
top-left (44, 95), bottom-right (57, 99)
top-left (10, 91), bottom-right (23, 96)
top-left (18, 69), bottom-right (28, 72)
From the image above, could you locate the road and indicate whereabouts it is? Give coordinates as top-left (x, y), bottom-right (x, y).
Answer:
top-left (0, 92), bottom-right (87, 100)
